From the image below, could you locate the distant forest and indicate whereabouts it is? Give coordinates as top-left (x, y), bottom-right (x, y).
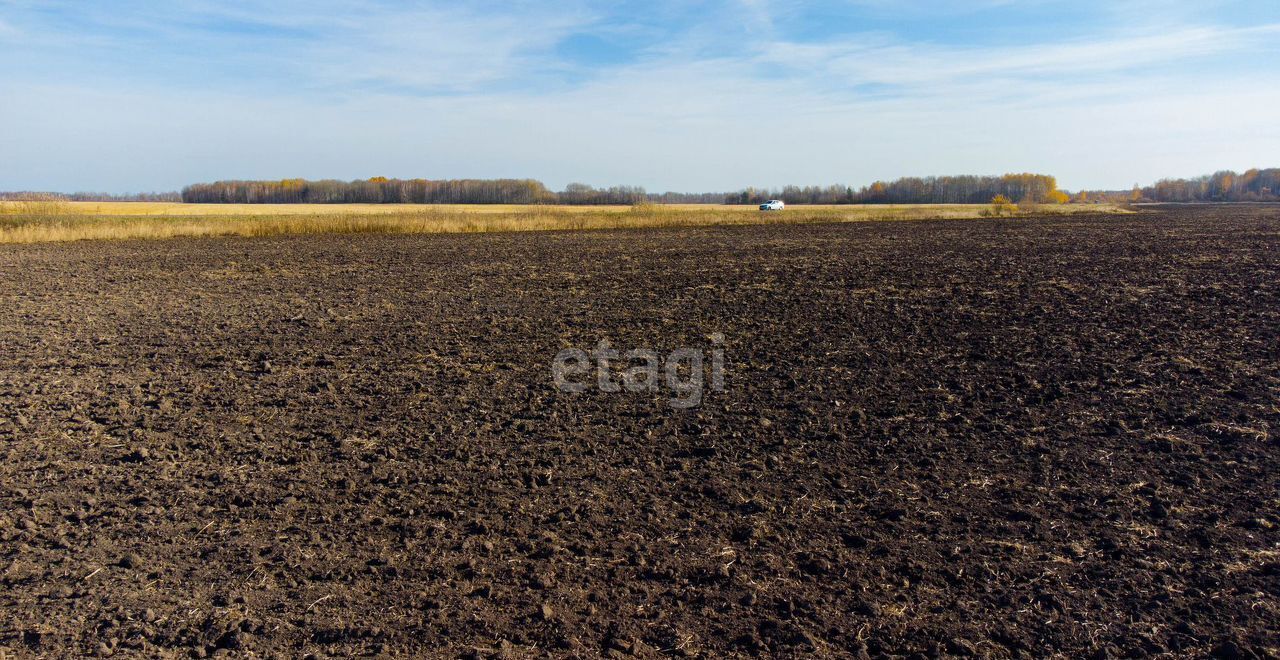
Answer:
top-left (66, 191), bottom-right (183, 202)
top-left (1142, 168), bottom-right (1280, 202)
top-left (0, 191), bottom-right (181, 202)
top-left (8, 168), bottom-right (1277, 206)
top-left (729, 173), bottom-right (1065, 205)
top-left (179, 173), bottom-right (1065, 205)
top-left (1081, 168), bottom-right (1280, 203)
top-left (183, 178), bottom-right (559, 204)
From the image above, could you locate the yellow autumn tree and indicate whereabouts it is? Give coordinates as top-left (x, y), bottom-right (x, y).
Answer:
top-left (985, 194), bottom-right (1018, 217)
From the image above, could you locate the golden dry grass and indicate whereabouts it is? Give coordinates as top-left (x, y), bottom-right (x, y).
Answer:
top-left (0, 202), bottom-right (1133, 244)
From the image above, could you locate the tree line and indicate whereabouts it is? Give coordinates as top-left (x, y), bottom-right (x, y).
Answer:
top-left (181, 178), bottom-right (554, 204)
top-left (19, 168), bottom-right (1277, 207)
top-left (182, 178), bottom-right (691, 205)
top-left (182, 178), bottom-right (713, 205)
top-left (722, 173), bottom-right (1064, 205)
top-left (1074, 168), bottom-right (1280, 204)
top-left (179, 173), bottom-right (1065, 206)
top-left (1140, 169), bottom-right (1280, 202)
top-left (0, 191), bottom-right (180, 202)
top-left (66, 191), bottom-right (182, 202)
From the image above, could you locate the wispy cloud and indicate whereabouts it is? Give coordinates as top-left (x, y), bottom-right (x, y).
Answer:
top-left (0, 0), bottom-right (602, 93)
top-left (1, 0), bottom-right (1278, 193)
top-left (6, 0), bottom-right (1276, 99)
top-left (750, 23), bottom-right (1280, 96)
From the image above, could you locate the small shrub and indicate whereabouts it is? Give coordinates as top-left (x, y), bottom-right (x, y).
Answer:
top-left (986, 194), bottom-right (1019, 217)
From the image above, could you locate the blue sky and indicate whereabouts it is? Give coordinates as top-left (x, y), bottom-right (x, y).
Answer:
top-left (2, 0), bottom-right (1279, 193)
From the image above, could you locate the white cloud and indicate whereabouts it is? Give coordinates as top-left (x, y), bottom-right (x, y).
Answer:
top-left (752, 24), bottom-right (1280, 92)
top-left (1, 1), bottom-right (1279, 192)
top-left (5, 59), bottom-right (1278, 194)
top-left (299, 5), bottom-right (593, 93)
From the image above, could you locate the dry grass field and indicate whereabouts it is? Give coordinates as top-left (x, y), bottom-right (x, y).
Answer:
top-left (0, 201), bottom-right (1132, 244)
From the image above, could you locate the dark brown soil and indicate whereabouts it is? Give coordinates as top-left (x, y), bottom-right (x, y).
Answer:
top-left (1, 206), bottom-right (1277, 659)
